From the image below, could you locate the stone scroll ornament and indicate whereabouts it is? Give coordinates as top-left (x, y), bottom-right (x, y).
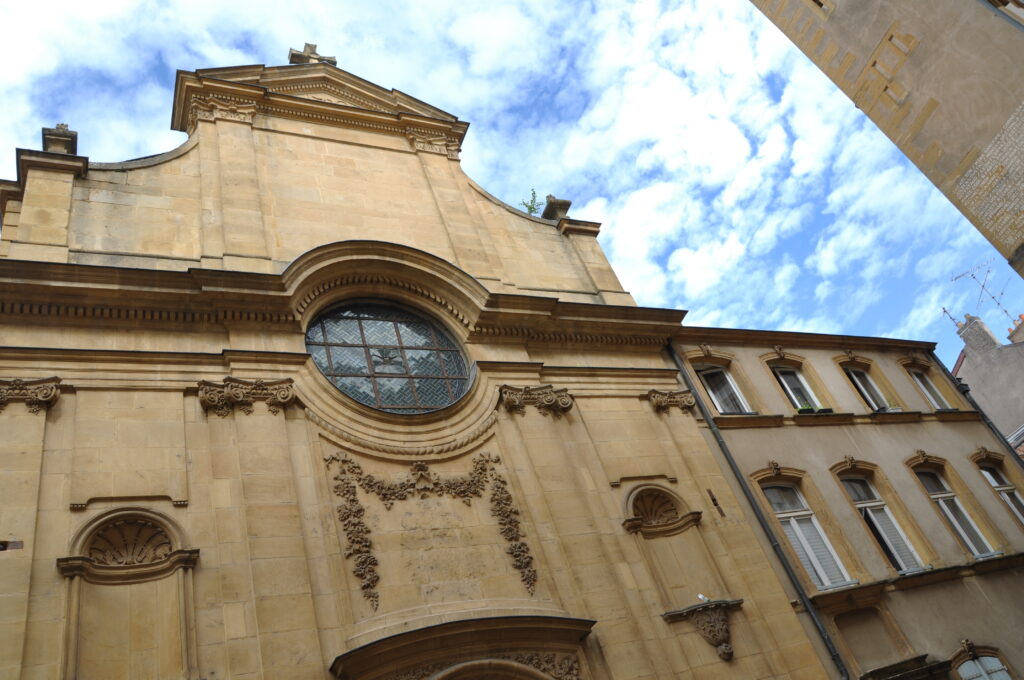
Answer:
top-left (197, 377), bottom-right (295, 417)
top-left (324, 452), bottom-right (538, 610)
top-left (646, 389), bottom-right (696, 413)
top-left (0, 377), bottom-right (61, 413)
top-left (499, 385), bottom-right (574, 417)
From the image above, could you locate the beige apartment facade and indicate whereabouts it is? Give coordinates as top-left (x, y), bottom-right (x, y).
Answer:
top-left (748, 0), bottom-right (1024, 277)
top-left (675, 327), bottom-right (1024, 679)
top-left (0, 48), bottom-right (833, 680)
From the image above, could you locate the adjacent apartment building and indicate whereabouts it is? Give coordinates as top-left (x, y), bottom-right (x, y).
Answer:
top-left (0, 46), bottom-right (1021, 680)
top-left (748, 0), bottom-right (1024, 278)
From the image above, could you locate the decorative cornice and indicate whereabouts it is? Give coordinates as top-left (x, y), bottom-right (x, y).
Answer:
top-left (906, 449), bottom-right (946, 468)
top-left (305, 408), bottom-right (497, 459)
top-left (198, 377), bottom-right (295, 416)
top-left (645, 389), bottom-right (695, 413)
top-left (0, 377), bottom-right (60, 413)
top-left (188, 95), bottom-right (257, 131)
top-left (294, 272), bottom-right (472, 327)
top-left (971, 446), bottom-right (1005, 465)
top-left (499, 385), bottom-right (574, 417)
top-left (663, 599), bottom-right (743, 661)
top-left (324, 453), bottom-right (537, 610)
top-left (57, 549), bottom-right (199, 585)
top-left (471, 325), bottom-right (669, 346)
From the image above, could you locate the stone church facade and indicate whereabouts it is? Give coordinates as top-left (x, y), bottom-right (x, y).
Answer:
top-left (0, 46), bottom-right (1021, 680)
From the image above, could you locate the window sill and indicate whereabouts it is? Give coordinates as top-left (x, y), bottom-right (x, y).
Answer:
top-left (932, 409), bottom-right (981, 422)
top-left (792, 412), bottom-right (856, 426)
top-left (713, 413), bottom-right (784, 429)
top-left (868, 410), bottom-right (923, 424)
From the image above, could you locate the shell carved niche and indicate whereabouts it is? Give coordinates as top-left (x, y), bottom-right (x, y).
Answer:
top-left (623, 488), bottom-right (701, 538)
top-left (88, 519), bottom-right (173, 566)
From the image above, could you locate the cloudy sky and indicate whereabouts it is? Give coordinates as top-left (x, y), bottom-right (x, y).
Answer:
top-left (1, 0), bottom-right (1020, 364)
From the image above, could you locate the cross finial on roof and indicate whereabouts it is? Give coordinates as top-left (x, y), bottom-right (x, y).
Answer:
top-left (288, 43), bottom-right (337, 66)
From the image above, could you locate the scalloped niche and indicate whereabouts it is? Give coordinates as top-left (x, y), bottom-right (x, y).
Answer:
top-left (57, 512), bottom-right (199, 680)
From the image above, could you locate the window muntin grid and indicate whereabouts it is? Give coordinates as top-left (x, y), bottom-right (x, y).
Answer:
top-left (306, 303), bottom-right (470, 414)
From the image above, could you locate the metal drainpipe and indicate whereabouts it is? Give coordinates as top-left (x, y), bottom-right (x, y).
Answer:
top-left (930, 349), bottom-right (1024, 473)
top-left (667, 343), bottom-right (851, 680)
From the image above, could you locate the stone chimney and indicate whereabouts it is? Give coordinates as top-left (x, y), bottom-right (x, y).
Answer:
top-left (958, 314), bottom-right (1001, 353)
top-left (1009, 314), bottom-right (1024, 344)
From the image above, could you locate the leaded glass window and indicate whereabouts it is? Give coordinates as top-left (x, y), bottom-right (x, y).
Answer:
top-left (306, 303), bottom-right (471, 414)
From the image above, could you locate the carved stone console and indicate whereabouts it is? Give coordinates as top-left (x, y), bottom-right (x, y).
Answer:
top-left (499, 384), bottom-right (574, 417)
top-left (197, 376), bottom-right (295, 416)
top-left (0, 377), bottom-right (61, 413)
top-left (663, 599), bottom-right (744, 661)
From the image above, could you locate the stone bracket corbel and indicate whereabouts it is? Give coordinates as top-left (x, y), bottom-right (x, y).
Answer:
top-left (663, 598), bottom-right (743, 661)
top-left (197, 377), bottom-right (296, 417)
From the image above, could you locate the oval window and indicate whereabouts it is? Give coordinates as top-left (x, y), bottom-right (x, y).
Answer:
top-left (305, 302), bottom-right (471, 414)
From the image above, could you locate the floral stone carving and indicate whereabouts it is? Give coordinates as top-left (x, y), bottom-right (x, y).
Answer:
top-left (663, 599), bottom-right (744, 661)
top-left (324, 452), bottom-right (538, 610)
top-left (499, 384), bottom-right (574, 417)
top-left (646, 389), bottom-right (696, 413)
top-left (0, 377), bottom-right (61, 413)
top-left (198, 377), bottom-right (295, 416)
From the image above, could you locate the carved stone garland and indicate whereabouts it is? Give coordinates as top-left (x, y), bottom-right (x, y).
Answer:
top-left (646, 389), bottom-right (696, 413)
top-left (198, 377), bottom-right (295, 417)
top-left (663, 599), bottom-right (744, 661)
top-left (324, 453), bottom-right (538, 610)
top-left (393, 652), bottom-right (581, 680)
top-left (499, 385), bottom-right (574, 417)
top-left (0, 377), bottom-right (61, 413)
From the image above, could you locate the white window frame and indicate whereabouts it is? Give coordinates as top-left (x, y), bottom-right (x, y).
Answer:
top-left (916, 470), bottom-right (994, 557)
top-left (909, 369), bottom-right (950, 410)
top-left (764, 485), bottom-right (851, 589)
top-left (844, 367), bottom-right (887, 411)
top-left (840, 477), bottom-right (923, 573)
top-left (696, 366), bottom-right (750, 414)
top-left (771, 367), bottom-right (819, 410)
top-left (979, 465), bottom-right (1024, 526)
top-left (956, 654), bottom-right (1013, 680)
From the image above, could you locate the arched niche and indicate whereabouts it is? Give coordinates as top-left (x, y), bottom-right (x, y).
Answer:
top-left (430, 659), bottom-right (553, 680)
top-left (56, 508), bottom-right (199, 680)
top-left (622, 486), bottom-right (730, 615)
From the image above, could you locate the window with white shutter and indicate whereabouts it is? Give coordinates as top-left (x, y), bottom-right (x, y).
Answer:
top-left (915, 469), bottom-right (994, 557)
top-left (840, 477), bottom-right (922, 573)
top-left (696, 366), bottom-right (750, 414)
top-left (979, 465), bottom-right (1024, 526)
top-left (764, 485), bottom-right (851, 589)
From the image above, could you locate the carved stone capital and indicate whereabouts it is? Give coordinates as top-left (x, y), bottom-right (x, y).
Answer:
top-left (663, 599), bottom-right (743, 661)
top-left (198, 377), bottom-right (295, 417)
top-left (499, 384), bottom-right (574, 417)
top-left (646, 389), bottom-right (695, 413)
top-left (0, 377), bottom-right (61, 413)
top-left (188, 95), bottom-right (257, 132)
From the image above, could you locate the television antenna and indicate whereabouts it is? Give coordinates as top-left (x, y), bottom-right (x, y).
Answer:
top-left (951, 262), bottom-right (1013, 322)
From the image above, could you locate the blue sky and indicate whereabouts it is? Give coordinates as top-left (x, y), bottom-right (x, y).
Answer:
top-left (1, 0), bottom-right (1020, 365)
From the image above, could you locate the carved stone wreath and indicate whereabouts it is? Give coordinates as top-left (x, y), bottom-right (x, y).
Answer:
top-left (499, 385), bottom-right (574, 417)
top-left (324, 452), bottom-right (538, 610)
top-left (198, 377), bottom-right (295, 417)
top-left (0, 377), bottom-right (61, 413)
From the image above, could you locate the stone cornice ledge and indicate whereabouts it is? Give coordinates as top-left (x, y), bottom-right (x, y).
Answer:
top-left (714, 414), bottom-right (784, 429)
top-left (56, 548), bottom-right (199, 585)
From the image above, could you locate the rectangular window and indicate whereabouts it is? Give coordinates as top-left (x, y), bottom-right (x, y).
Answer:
top-left (844, 367), bottom-right (887, 411)
top-left (910, 370), bottom-right (950, 409)
top-left (916, 470), bottom-right (993, 557)
top-left (772, 367), bottom-right (818, 409)
top-left (765, 485), bottom-right (851, 589)
top-left (697, 367), bottom-right (749, 414)
top-left (980, 465), bottom-right (1024, 525)
top-left (841, 478), bottom-right (922, 573)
